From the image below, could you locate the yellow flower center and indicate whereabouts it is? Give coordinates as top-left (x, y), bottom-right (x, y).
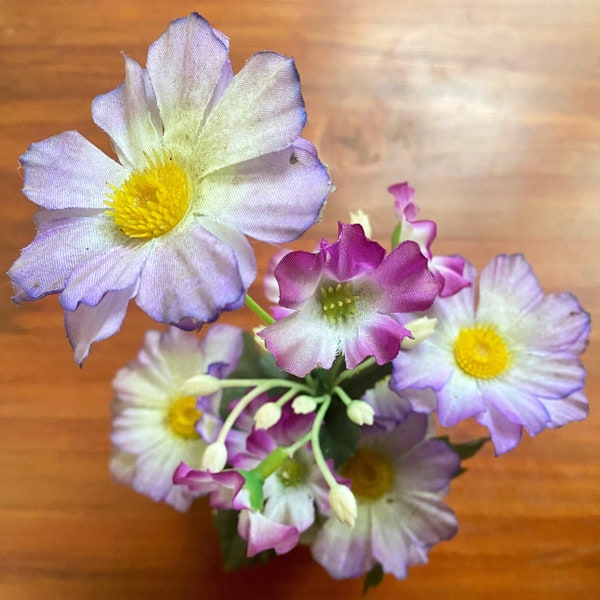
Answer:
top-left (320, 282), bottom-right (360, 324)
top-left (277, 457), bottom-right (306, 487)
top-left (453, 324), bottom-right (510, 379)
top-left (167, 396), bottom-right (202, 440)
top-left (106, 151), bottom-right (189, 239)
top-left (341, 448), bottom-right (394, 501)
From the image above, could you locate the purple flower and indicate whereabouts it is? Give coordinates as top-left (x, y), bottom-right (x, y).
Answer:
top-left (311, 411), bottom-right (459, 579)
top-left (258, 223), bottom-right (439, 377)
top-left (8, 13), bottom-right (331, 363)
top-left (389, 182), bottom-right (470, 297)
top-left (393, 255), bottom-right (590, 454)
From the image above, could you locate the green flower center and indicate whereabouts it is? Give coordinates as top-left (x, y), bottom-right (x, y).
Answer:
top-left (320, 282), bottom-right (360, 324)
top-left (276, 457), bottom-right (306, 487)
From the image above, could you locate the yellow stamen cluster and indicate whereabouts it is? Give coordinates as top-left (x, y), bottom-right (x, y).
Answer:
top-left (341, 448), bottom-right (394, 501)
top-left (105, 151), bottom-right (189, 239)
top-left (277, 457), bottom-right (306, 488)
top-left (453, 324), bottom-right (510, 379)
top-left (320, 282), bottom-right (360, 324)
top-left (167, 395), bottom-right (202, 440)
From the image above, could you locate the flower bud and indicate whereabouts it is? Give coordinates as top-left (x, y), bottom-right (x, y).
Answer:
top-left (179, 374), bottom-right (221, 396)
top-left (201, 442), bottom-right (228, 472)
top-left (401, 317), bottom-right (437, 350)
top-left (329, 484), bottom-right (357, 528)
top-left (254, 403), bottom-right (282, 430)
top-left (346, 400), bottom-right (374, 426)
top-left (292, 395), bottom-right (318, 414)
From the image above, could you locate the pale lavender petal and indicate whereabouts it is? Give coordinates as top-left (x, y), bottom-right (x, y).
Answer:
top-left (475, 401), bottom-right (523, 455)
top-left (65, 283), bottom-right (137, 364)
top-left (476, 254), bottom-right (544, 325)
top-left (392, 341), bottom-right (455, 391)
top-left (20, 130), bottom-right (127, 209)
top-left (263, 488), bottom-right (315, 532)
top-left (198, 52), bottom-right (306, 175)
top-left (199, 139), bottom-right (330, 243)
top-left (370, 502), bottom-right (413, 578)
top-left (363, 412), bottom-right (429, 457)
top-left (258, 311), bottom-right (339, 377)
top-left (237, 510), bottom-right (300, 556)
top-left (201, 323), bottom-right (244, 377)
top-left (92, 55), bottom-right (162, 169)
top-left (146, 13), bottom-right (229, 142)
top-left (60, 243), bottom-right (148, 311)
top-left (544, 390), bottom-right (589, 428)
top-left (9, 213), bottom-right (117, 301)
top-left (136, 224), bottom-right (246, 325)
top-left (435, 372), bottom-right (486, 427)
top-left (369, 240), bottom-right (438, 313)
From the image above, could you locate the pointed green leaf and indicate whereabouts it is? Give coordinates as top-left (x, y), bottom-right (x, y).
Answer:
top-left (362, 562), bottom-right (384, 596)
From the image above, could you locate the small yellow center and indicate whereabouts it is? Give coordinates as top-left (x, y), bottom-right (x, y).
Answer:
top-left (106, 151), bottom-right (189, 239)
top-left (453, 324), bottom-right (510, 379)
top-left (167, 396), bottom-right (202, 440)
top-left (341, 448), bottom-right (394, 501)
top-left (320, 282), bottom-right (360, 324)
top-left (277, 458), bottom-right (306, 488)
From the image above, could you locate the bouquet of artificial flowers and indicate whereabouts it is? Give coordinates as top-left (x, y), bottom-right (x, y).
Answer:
top-left (8, 13), bottom-right (590, 590)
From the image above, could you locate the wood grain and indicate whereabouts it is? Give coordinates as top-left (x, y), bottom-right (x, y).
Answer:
top-left (1, 1), bottom-right (599, 598)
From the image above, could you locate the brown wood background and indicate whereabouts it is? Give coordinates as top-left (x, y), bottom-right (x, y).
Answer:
top-left (1, 1), bottom-right (599, 598)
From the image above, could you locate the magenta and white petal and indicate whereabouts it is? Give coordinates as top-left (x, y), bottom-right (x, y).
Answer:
top-left (65, 284), bottom-right (137, 364)
top-left (146, 13), bottom-right (229, 143)
top-left (238, 510), bottom-right (300, 557)
top-left (430, 254), bottom-right (471, 297)
top-left (92, 55), bottom-right (162, 170)
top-left (263, 488), bottom-right (315, 533)
top-left (9, 213), bottom-right (117, 301)
top-left (274, 250), bottom-right (323, 309)
top-left (259, 310), bottom-right (339, 377)
top-left (198, 52), bottom-right (306, 175)
top-left (136, 225), bottom-right (246, 324)
top-left (20, 130), bottom-right (127, 209)
top-left (199, 141), bottom-right (330, 243)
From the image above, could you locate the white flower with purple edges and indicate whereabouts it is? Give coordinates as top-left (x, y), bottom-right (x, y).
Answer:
top-left (110, 324), bottom-right (242, 511)
top-left (310, 410), bottom-right (459, 579)
top-left (389, 182), bottom-right (470, 297)
top-left (8, 13), bottom-right (331, 363)
top-left (258, 222), bottom-right (439, 377)
top-left (392, 254), bottom-right (590, 454)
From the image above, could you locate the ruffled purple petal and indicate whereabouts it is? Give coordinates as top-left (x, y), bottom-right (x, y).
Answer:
top-left (369, 240), bottom-right (438, 313)
top-left (200, 139), bottom-right (330, 243)
top-left (135, 224), bottom-right (247, 325)
top-left (475, 401), bottom-right (523, 455)
top-left (9, 214), bottom-right (118, 302)
top-left (65, 283), bottom-right (137, 364)
top-left (20, 130), bottom-right (127, 209)
top-left (146, 13), bottom-right (229, 144)
top-left (435, 372), bottom-right (486, 427)
top-left (197, 52), bottom-right (307, 175)
top-left (92, 55), bottom-right (162, 170)
top-left (388, 181), bottom-right (418, 220)
top-left (430, 254), bottom-right (471, 297)
top-left (237, 510), bottom-right (300, 556)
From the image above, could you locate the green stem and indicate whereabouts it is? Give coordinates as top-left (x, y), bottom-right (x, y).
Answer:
top-left (286, 430), bottom-right (313, 456)
top-left (310, 395), bottom-right (337, 489)
top-left (332, 385), bottom-right (354, 406)
top-left (245, 294), bottom-right (275, 325)
top-left (254, 447), bottom-right (290, 480)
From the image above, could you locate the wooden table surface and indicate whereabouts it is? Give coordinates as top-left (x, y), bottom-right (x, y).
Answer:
top-left (1, 1), bottom-right (599, 598)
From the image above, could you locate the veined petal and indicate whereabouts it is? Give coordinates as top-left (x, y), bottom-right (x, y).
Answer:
top-left (60, 242), bottom-right (148, 311)
top-left (146, 13), bottom-right (229, 145)
top-left (92, 55), bottom-right (162, 170)
top-left (275, 249), bottom-right (323, 309)
top-left (9, 213), bottom-right (118, 301)
top-left (392, 341), bottom-right (455, 392)
top-left (435, 371), bottom-right (486, 426)
top-left (237, 510), bottom-right (299, 557)
top-left (20, 130), bottom-right (127, 209)
top-left (199, 139), bottom-right (330, 243)
top-left (544, 390), bottom-right (589, 428)
top-left (197, 52), bottom-right (306, 176)
top-left (135, 224), bottom-right (246, 325)
top-left (65, 283), bottom-right (137, 364)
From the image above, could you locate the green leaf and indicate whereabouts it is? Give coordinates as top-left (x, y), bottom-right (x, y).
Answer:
top-left (437, 436), bottom-right (490, 477)
top-left (362, 562), bottom-right (384, 596)
top-left (240, 469), bottom-right (265, 512)
top-left (319, 398), bottom-right (360, 469)
top-left (391, 222), bottom-right (402, 248)
top-left (213, 509), bottom-right (274, 571)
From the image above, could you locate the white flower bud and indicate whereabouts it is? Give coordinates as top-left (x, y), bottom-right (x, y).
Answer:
top-left (201, 442), bottom-right (228, 472)
top-left (292, 395), bottom-right (318, 414)
top-left (401, 317), bottom-right (437, 350)
top-left (178, 374), bottom-right (221, 396)
top-left (346, 400), bottom-right (374, 426)
top-left (329, 484), bottom-right (357, 528)
top-left (254, 403), bottom-right (282, 430)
